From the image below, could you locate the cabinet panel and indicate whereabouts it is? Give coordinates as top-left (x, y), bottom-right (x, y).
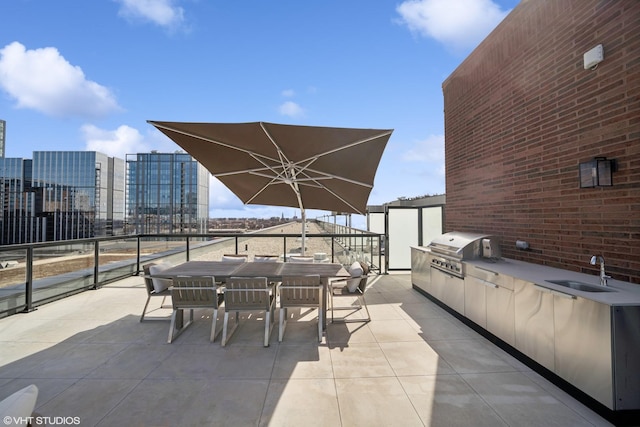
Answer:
top-left (431, 268), bottom-right (464, 314)
top-left (514, 280), bottom-right (555, 371)
top-left (464, 276), bottom-right (486, 327)
top-left (554, 294), bottom-right (613, 409)
top-left (411, 248), bottom-right (431, 294)
top-left (486, 284), bottom-right (515, 347)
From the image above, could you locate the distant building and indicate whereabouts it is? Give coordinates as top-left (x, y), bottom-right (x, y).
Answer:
top-left (0, 151), bottom-right (125, 244)
top-left (0, 120), bottom-right (5, 158)
top-left (126, 152), bottom-right (209, 234)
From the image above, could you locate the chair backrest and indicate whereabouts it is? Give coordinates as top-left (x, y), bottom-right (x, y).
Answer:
top-left (142, 263), bottom-right (157, 295)
top-left (224, 277), bottom-right (272, 310)
top-left (313, 253), bottom-right (328, 262)
top-left (287, 255), bottom-right (314, 263)
top-left (254, 255), bottom-right (279, 262)
top-left (221, 254), bottom-right (248, 263)
top-left (171, 276), bottom-right (219, 308)
top-left (280, 275), bottom-right (322, 306)
top-left (356, 261), bottom-right (370, 293)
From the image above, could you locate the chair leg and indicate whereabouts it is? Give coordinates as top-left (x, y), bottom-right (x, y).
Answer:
top-left (167, 309), bottom-right (178, 343)
top-left (222, 311), bottom-right (239, 347)
top-left (264, 310), bottom-right (271, 347)
top-left (317, 308), bottom-right (323, 342)
top-left (168, 309), bottom-right (194, 343)
top-left (359, 294), bottom-right (371, 322)
top-left (210, 308), bottom-right (220, 342)
top-left (279, 307), bottom-right (287, 342)
top-left (141, 295), bottom-right (152, 322)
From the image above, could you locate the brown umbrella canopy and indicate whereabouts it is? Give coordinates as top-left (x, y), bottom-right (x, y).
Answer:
top-left (148, 121), bottom-right (393, 215)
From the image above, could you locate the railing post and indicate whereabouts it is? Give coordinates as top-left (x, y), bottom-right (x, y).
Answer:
top-left (331, 238), bottom-right (335, 263)
top-left (283, 236), bottom-right (287, 261)
top-left (136, 237), bottom-right (141, 275)
top-left (235, 236), bottom-right (239, 254)
top-left (93, 241), bottom-right (100, 289)
top-left (186, 237), bottom-right (190, 262)
top-left (24, 246), bottom-right (34, 312)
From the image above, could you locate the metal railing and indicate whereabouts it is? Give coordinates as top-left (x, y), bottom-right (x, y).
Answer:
top-left (0, 222), bottom-right (383, 318)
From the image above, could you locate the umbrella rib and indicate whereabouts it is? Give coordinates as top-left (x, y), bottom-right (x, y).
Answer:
top-left (296, 130), bottom-right (393, 165)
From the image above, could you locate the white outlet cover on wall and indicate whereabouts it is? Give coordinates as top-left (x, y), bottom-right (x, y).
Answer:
top-left (583, 44), bottom-right (604, 69)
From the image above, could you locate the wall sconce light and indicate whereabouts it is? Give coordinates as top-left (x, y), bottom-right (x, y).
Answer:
top-left (579, 157), bottom-right (616, 188)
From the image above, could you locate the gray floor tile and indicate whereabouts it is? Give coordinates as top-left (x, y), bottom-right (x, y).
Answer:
top-left (261, 378), bottom-right (340, 427)
top-left (336, 377), bottom-right (423, 427)
top-left (330, 342), bottom-right (395, 378)
top-left (379, 341), bottom-right (455, 376)
top-left (399, 374), bottom-right (508, 427)
top-left (462, 372), bottom-right (603, 427)
top-left (428, 339), bottom-right (518, 374)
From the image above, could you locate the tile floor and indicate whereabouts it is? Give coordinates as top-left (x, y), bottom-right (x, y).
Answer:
top-left (0, 274), bottom-right (614, 426)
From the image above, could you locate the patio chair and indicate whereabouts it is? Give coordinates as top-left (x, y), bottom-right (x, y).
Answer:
top-left (222, 254), bottom-right (249, 263)
top-left (222, 276), bottom-right (276, 347)
top-left (254, 255), bottom-right (280, 262)
top-left (278, 274), bottom-right (323, 342)
top-left (329, 261), bottom-right (371, 323)
top-left (287, 255), bottom-right (315, 263)
top-left (168, 275), bottom-right (223, 343)
top-left (140, 262), bottom-right (172, 322)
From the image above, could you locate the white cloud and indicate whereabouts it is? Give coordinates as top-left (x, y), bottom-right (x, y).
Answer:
top-left (82, 124), bottom-right (149, 158)
top-left (82, 124), bottom-right (179, 159)
top-left (281, 89), bottom-right (295, 97)
top-left (402, 134), bottom-right (444, 162)
top-left (115, 0), bottom-right (185, 30)
top-left (278, 101), bottom-right (305, 118)
top-left (0, 42), bottom-right (121, 118)
top-left (396, 0), bottom-right (511, 52)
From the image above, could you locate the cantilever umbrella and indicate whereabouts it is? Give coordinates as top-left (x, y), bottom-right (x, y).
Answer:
top-left (148, 121), bottom-right (393, 254)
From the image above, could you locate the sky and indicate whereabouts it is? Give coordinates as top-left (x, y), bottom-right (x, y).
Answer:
top-left (1, 0), bottom-right (519, 228)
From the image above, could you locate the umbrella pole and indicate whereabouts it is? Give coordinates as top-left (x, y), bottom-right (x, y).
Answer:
top-left (301, 209), bottom-right (306, 255)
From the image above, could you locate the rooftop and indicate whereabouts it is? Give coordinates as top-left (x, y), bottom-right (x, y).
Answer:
top-left (0, 273), bottom-right (612, 426)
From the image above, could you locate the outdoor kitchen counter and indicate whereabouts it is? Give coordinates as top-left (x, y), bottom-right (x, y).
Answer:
top-left (464, 257), bottom-right (640, 306)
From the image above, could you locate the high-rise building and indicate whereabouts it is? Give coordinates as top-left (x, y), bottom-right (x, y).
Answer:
top-left (0, 120), bottom-right (6, 158)
top-left (126, 152), bottom-right (209, 234)
top-left (0, 151), bottom-right (125, 244)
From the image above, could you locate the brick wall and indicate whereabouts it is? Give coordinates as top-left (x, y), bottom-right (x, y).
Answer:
top-left (442, 0), bottom-right (640, 283)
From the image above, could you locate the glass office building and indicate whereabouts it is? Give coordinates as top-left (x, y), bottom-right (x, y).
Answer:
top-left (0, 152), bottom-right (125, 244)
top-left (0, 120), bottom-right (5, 158)
top-left (126, 152), bottom-right (209, 234)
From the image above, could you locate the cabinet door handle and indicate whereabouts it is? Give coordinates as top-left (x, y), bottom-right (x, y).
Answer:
top-left (480, 280), bottom-right (499, 289)
top-left (551, 290), bottom-right (577, 300)
top-left (533, 285), bottom-right (552, 294)
top-left (475, 266), bottom-right (499, 276)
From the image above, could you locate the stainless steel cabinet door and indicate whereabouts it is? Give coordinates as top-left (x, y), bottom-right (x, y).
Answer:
top-left (514, 280), bottom-right (555, 371)
top-left (554, 294), bottom-right (613, 409)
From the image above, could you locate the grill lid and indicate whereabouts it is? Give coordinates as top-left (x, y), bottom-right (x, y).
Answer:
top-left (428, 231), bottom-right (493, 259)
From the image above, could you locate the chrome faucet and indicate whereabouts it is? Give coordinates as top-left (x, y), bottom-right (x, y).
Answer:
top-left (590, 255), bottom-right (610, 286)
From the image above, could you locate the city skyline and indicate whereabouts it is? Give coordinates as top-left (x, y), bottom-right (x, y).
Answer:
top-left (1, 0), bottom-right (519, 227)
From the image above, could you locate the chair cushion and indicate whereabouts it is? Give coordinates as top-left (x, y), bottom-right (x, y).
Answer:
top-left (221, 255), bottom-right (247, 263)
top-left (148, 263), bottom-right (172, 293)
top-left (0, 384), bottom-right (38, 425)
top-left (349, 261), bottom-right (363, 278)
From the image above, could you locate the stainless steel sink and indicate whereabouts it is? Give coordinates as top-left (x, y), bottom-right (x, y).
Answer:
top-left (546, 279), bottom-right (617, 292)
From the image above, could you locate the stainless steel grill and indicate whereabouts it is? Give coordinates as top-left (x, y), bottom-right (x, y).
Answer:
top-left (427, 231), bottom-right (500, 278)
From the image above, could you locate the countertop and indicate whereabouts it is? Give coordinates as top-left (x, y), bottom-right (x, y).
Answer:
top-left (464, 257), bottom-right (640, 306)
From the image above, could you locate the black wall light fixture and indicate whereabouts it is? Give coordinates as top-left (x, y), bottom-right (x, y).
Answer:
top-left (579, 157), bottom-right (616, 188)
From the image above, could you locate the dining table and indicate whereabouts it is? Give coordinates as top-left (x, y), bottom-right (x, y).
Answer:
top-left (153, 260), bottom-right (350, 330)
